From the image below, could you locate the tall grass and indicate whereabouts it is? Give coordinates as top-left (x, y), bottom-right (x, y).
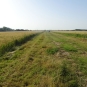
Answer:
top-left (0, 33), bottom-right (38, 56)
top-left (0, 31), bottom-right (33, 46)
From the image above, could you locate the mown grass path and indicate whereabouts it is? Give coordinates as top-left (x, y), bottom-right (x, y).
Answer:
top-left (0, 32), bottom-right (87, 87)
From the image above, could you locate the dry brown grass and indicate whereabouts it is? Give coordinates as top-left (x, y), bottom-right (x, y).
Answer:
top-left (0, 31), bottom-right (34, 46)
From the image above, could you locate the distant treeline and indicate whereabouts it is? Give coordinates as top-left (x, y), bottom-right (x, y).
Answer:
top-left (16, 29), bottom-right (29, 31)
top-left (0, 27), bottom-right (29, 31)
top-left (75, 29), bottom-right (87, 31)
top-left (0, 27), bottom-right (13, 31)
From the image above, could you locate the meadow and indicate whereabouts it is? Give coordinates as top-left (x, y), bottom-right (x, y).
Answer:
top-left (0, 31), bottom-right (87, 87)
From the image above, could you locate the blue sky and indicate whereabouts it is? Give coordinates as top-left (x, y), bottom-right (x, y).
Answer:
top-left (0, 0), bottom-right (87, 30)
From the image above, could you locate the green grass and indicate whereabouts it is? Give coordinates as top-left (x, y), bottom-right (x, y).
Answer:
top-left (63, 44), bottom-right (78, 52)
top-left (0, 31), bottom-right (87, 87)
top-left (58, 62), bottom-right (79, 87)
top-left (46, 47), bottom-right (59, 55)
top-left (72, 56), bottom-right (87, 75)
top-left (56, 32), bottom-right (87, 38)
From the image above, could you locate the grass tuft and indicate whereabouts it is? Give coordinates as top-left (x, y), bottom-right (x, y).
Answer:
top-left (46, 47), bottom-right (58, 55)
top-left (63, 44), bottom-right (78, 52)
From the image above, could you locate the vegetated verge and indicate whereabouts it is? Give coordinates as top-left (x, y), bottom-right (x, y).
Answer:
top-left (58, 32), bottom-right (87, 38)
top-left (0, 33), bottom-right (39, 57)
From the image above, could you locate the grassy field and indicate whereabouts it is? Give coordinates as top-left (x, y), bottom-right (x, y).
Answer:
top-left (0, 31), bottom-right (87, 87)
top-left (0, 31), bottom-right (34, 46)
top-left (0, 31), bottom-right (37, 56)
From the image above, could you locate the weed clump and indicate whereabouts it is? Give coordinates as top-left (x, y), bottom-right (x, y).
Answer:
top-left (46, 47), bottom-right (58, 55)
top-left (63, 44), bottom-right (78, 52)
